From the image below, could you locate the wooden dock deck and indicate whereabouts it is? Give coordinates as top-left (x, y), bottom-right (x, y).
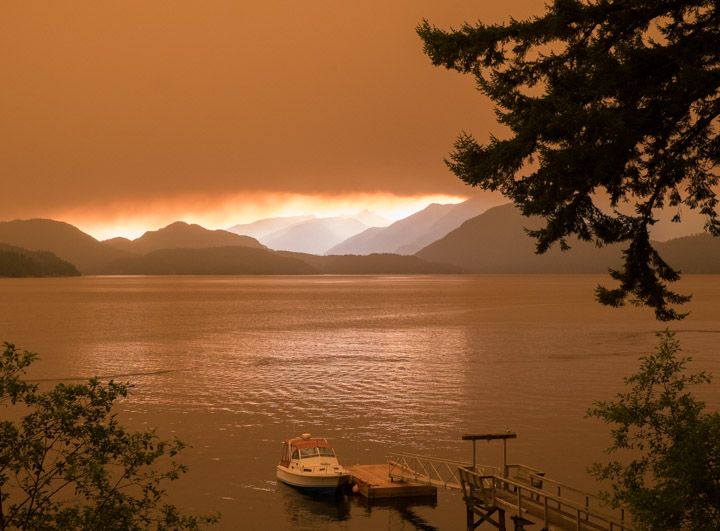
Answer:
top-left (347, 464), bottom-right (437, 500)
top-left (459, 467), bottom-right (629, 530)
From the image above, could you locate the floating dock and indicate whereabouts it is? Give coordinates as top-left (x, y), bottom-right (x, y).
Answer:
top-left (347, 464), bottom-right (437, 500)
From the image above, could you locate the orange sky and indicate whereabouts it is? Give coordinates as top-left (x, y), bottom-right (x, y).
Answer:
top-left (1, 1), bottom-right (546, 239)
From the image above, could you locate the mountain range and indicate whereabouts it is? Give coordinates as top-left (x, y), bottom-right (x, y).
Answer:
top-left (417, 203), bottom-right (720, 274)
top-left (104, 221), bottom-right (265, 255)
top-left (228, 215), bottom-right (375, 254)
top-left (0, 219), bottom-right (130, 274)
top-left (327, 196), bottom-right (490, 255)
top-left (0, 218), bottom-right (458, 276)
top-left (1, 202), bottom-right (718, 277)
top-left (261, 217), bottom-right (368, 254)
top-left (227, 215), bottom-right (316, 240)
top-left (226, 198), bottom-right (487, 255)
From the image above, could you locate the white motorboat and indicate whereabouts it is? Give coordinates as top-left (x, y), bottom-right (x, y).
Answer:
top-left (276, 433), bottom-right (350, 493)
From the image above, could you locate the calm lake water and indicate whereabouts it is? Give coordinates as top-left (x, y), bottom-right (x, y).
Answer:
top-left (2, 275), bottom-right (719, 530)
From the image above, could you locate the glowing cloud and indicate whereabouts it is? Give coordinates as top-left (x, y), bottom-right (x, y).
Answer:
top-left (52, 191), bottom-right (474, 240)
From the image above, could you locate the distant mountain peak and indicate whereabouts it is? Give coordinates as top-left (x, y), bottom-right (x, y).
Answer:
top-left (227, 215), bottom-right (316, 240)
top-left (109, 220), bottom-right (266, 255)
top-left (164, 221), bottom-right (192, 228)
top-left (343, 209), bottom-right (391, 227)
top-left (327, 197), bottom-right (491, 256)
top-left (261, 217), bottom-right (368, 254)
top-left (145, 221), bottom-right (207, 235)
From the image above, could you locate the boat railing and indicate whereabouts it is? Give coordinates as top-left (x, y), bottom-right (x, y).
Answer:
top-left (387, 452), bottom-right (500, 491)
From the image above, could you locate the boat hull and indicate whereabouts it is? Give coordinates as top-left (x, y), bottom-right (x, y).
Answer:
top-left (276, 465), bottom-right (349, 493)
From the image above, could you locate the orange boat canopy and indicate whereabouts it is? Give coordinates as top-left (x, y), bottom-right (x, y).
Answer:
top-left (285, 438), bottom-right (332, 450)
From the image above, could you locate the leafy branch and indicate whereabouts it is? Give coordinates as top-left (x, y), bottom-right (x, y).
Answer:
top-left (0, 342), bottom-right (219, 531)
top-left (587, 330), bottom-right (720, 529)
top-left (418, 0), bottom-right (720, 320)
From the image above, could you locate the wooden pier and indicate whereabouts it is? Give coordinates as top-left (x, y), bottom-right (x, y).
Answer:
top-left (347, 464), bottom-right (437, 500)
top-left (459, 466), bottom-right (629, 531)
top-left (343, 432), bottom-right (630, 529)
top-left (457, 433), bottom-right (630, 531)
top-left (382, 433), bottom-right (630, 530)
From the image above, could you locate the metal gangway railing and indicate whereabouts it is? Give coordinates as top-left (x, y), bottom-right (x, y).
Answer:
top-left (387, 452), bottom-right (500, 491)
top-left (459, 466), bottom-right (630, 531)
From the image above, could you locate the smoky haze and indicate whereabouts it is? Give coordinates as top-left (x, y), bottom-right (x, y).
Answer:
top-left (1, 1), bottom-right (545, 233)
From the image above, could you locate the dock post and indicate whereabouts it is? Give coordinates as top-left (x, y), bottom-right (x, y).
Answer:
top-left (503, 438), bottom-right (507, 477)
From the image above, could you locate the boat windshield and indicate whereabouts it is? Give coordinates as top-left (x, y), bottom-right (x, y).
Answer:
top-left (318, 447), bottom-right (336, 458)
top-left (299, 448), bottom-right (317, 459)
top-left (296, 446), bottom-right (336, 459)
